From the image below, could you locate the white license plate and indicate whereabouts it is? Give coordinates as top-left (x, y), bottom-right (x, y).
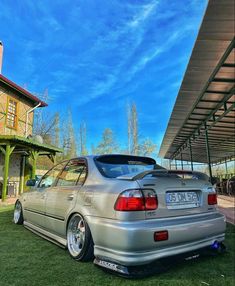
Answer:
top-left (166, 191), bottom-right (199, 209)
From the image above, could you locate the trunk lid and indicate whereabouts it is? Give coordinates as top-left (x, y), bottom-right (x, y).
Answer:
top-left (136, 176), bottom-right (215, 219)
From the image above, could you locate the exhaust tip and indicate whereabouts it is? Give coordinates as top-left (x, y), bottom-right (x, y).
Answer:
top-left (211, 240), bottom-right (220, 250)
top-left (210, 241), bottom-right (226, 253)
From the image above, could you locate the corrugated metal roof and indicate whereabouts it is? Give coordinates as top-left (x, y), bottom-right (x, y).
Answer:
top-left (159, 0), bottom-right (235, 164)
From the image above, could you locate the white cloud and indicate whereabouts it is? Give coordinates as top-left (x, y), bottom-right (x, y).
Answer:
top-left (75, 1), bottom-right (160, 103)
top-left (126, 23), bottom-right (197, 82)
top-left (1, 0), bottom-right (203, 109)
top-left (128, 1), bottom-right (158, 28)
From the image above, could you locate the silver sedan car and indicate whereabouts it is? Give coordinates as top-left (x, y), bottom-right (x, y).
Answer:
top-left (14, 154), bottom-right (226, 275)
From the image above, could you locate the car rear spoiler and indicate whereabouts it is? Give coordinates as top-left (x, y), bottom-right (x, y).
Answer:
top-left (117, 170), bottom-right (210, 181)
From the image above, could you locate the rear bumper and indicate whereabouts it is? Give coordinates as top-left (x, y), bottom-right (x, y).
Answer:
top-left (86, 212), bottom-right (226, 266)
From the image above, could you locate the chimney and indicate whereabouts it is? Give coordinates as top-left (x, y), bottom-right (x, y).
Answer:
top-left (0, 41), bottom-right (3, 74)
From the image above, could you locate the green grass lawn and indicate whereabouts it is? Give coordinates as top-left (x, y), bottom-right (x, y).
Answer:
top-left (0, 206), bottom-right (234, 286)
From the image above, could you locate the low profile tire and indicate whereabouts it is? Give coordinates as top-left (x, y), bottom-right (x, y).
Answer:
top-left (13, 200), bottom-right (24, 225)
top-left (67, 213), bottom-right (94, 262)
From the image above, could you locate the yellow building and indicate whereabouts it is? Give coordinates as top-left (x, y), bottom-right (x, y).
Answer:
top-left (0, 43), bottom-right (61, 202)
top-left (0, 74), bottom-right (47, 136)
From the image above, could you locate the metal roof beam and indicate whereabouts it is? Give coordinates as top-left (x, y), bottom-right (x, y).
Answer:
top-left (190, 132), bottom-right (234, 138)
top-left (207, 101), bottom-right (235, 129)
top-left (200, 99), bottom-right (224, 104)
top-left (221, 115), bottom-right (235, 119)
top-left (212, 78), bottom-right (235, 83)
top-left (190, 112), bottom-right (209, 116)
top-left (191, 138), bottom-right (233, 144)
top-left (172, 87), bottom-right (235, 158)
top-left (208, 119), bottom-right (234, 124)
top-left (185, 122), bottom-right (200, 126)
top-left (210, 129), bottom-right (235, 134)
top-left (208, 125), bottom-right (235, 129)
top-left (222, 63), bottom-right (235, 68)
top-left (190, 141), bottom-right (235, 147)
top-left (194, 106), bottom-right (223, 111)
top-left (205, 90), bottom-right (232, 95)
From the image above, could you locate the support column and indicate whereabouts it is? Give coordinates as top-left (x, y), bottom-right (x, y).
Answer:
top-left (169, 159), bottom-right (171, 170)
top-left (180, 153), bottom-right (184, 170)
top-left (175, 159), bottom-right (177, 170)
top-left (52, 154), bottom-right (56, 165)
top-left (30, 151), bottom-right (39, 179)
top-left (225, 159), bottom-right (228, 177)
top-left (189, 139), bottom-right (194, 171)
top-left (205, 125), bottom-right (213, 181)
top-left (47, 153), bottom-right (57, 165)
top-left (19, 156), bottom-right (26, 194)
top-left (0, 145), bottom-right (15, 202)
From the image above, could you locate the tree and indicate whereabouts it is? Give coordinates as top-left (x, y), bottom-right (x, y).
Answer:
top-left (67, 110), bottom-right (77, 158)
top-left (33, 110), bottom-right (58, 145)
top-left (127, 105), bottom-right (131, 154)
top-left (54, 112), bottom-right (60, 147)
top-left (93, 128), bottom-right (119, 154)
top-left (61, 110), bottom-right (77, 159)
top-left (79, 121), bottom-right (88, 155)
top-left (33, 111), bottom-right (61, 170)
top-left (138, 138), bottom-right (156, 156)
top-left (127, 103), bottom-right (139, 155)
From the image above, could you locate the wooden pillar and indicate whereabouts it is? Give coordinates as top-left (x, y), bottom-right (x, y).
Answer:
top-left (52, 154), bottom-right (56, 165)
top-left (0, 145), bottom-right (15, 202)
top-left (19, 156), bottom-right (26, 194)
top-left (30, 151), bottom-right (39, 179)
top-left (47, 153), bottom-right (57, 165)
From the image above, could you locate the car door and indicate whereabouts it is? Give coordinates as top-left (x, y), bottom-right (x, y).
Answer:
top-left (23, 161), bottom-right (67, 229)
top-left (44, 158), bottom-right (87, 237)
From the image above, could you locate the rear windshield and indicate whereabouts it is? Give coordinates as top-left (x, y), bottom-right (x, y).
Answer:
top-left (94, 155), bottom-right (164, 178)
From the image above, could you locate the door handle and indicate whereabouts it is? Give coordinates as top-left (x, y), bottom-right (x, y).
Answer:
top-left (67, 194), bottom-right (74, 201)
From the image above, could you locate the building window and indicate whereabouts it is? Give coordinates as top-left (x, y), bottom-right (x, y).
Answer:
top-left (6, 98), bottom-right (18, 129)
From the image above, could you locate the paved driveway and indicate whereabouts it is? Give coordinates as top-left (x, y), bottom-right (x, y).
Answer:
top-left (218, 195), bottom-right (235, 225)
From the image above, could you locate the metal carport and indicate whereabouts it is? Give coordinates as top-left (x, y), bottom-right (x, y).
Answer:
top-left (159, 0), bottom-right (235, 179)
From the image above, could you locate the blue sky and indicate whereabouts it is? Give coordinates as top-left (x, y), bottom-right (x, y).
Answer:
top-left (0, 0), bottom-right (207, 154)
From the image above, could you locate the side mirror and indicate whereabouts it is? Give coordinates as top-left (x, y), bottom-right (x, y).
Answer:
top-left (26, 179), bottom-right (36, 187)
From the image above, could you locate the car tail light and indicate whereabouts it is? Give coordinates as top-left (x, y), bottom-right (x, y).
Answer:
top-left (208, 193), bottom-right (217, 205)
top-left (142, 189), bottom-right (158, 210)
top-left (114, 189), bottom-right (158, 211)
top-left (154, 230), bottom-right (168, 241)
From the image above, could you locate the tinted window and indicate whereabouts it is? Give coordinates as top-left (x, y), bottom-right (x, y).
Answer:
top-left (38, 161), bottom-right (68, 188)
top-left (94, 155), bottom-right (163, 178)
top-left (56, 159), bottom-right (87, 186)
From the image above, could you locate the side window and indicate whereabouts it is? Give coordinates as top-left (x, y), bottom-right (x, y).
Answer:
top-left (6, 97), bottom-right (18, 129)
top-left (38, 162), bottom-right (68, 188)
top-left (56, 159), bottom-right (87, 187)
top-left (77, 165), bottom-right (87, 185)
